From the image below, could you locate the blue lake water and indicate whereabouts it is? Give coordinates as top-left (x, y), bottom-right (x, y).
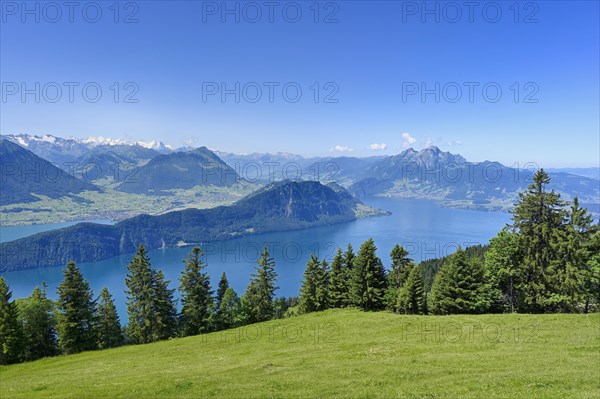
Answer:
top-left (0, 198), bottom-right (511, 320)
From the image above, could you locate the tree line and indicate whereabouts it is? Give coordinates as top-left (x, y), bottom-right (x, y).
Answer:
top-left (1, 169), bottom-right (598, 365)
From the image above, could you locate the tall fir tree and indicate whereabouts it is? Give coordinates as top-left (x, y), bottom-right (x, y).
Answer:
top-left (56, 261), bottom-right (97, 354)
top-left (126, 244), bottom-right (177, 343)
top-left (152, 270), bottom-right (177, 341)
top-left (0, 277), bottom-right (24, 365)
top-left (510, 169), bottom-right (566, 312)
top-left (329, 248), bottom-right (350, 308)
top-left (484, 228), bottom-right (520, 313)
top-left (218, 287), bottom-right (241, 330)
top-left (396, 265), bottom-right (426, 315)
top-left (385, 244), bottom-right (414, 310)
top-left (96, 288), bottom-right (122, 349)
top-left (125, 244), bottom-right (155, 344)
top-left (179, 247), bottom-right (213, 336)
top-left (216, 272), bottom-right (230, 308)
top-left (549, 197), bottom-right (595, 311)
top-left (244, 246), bottom-right (278, 323)
top-left (350, 239), bottom-right (388, 310)
top-left (429, 248), bottom-right (489, 315)
top-left (299, 255), bottom-right (330, 313)
top-left (18, 284), bottom-right (57, 361)
top-left (583, 226), bottom-right (600, 312)
top-left (342, 244), bottom-right (356, 307)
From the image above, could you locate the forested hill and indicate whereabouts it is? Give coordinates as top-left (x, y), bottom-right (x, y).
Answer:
top-left (0, 139), bottom-right (101, 206)
top-left (0, 181), bottom-right (369, 271)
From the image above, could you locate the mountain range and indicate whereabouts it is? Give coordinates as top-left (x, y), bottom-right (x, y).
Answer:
top-left (0, 181), bottom-right (377, 271)
top-left (0, 139), bottom-right (101, 206)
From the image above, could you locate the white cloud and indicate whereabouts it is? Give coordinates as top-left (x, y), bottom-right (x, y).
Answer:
top-left (447, 140), bottom-right (463, 146)
top-left (330, 145), bottom-right (353, 153)
top-left (368, 143), bottom-right (387, 151)
top-left (423, 137), bottom-right (435, 148)
top-left (401, 132), bottom-right (417, 148)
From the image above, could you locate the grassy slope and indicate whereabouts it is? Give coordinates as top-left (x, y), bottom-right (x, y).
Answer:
top-left (1, 309), bottom-right (599, 398)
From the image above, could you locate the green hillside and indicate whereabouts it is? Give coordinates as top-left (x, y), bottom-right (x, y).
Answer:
top-left (1, 309), bottom-right (598, 398)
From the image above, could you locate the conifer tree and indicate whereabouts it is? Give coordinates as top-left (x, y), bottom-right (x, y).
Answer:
top-left (244, 246), bottom-right (278, 323)
top-left (396, 265), bottom-right (426, 314)
top-left (429, 248), bottom-right (488, 315)
top-left (350, 239), bottom-right (387, 310)
top-left (299, 255), bottom-right (329, 313)
top-left (126, 244), bottom-right (155, 344)
top-left (216, 287), bottom-right (241, 329)
top-left (484, 228), bottom-right (520, 312)
top-left (126, 244), bottom-right (177, 343)
top-left (550, 197), bottom-right (595, 311)
top-left (152, 270), bottom-right (177, 341)
top-left (510, 169), bottom-right (566, 312)
top-left (583, 227), bottom-right (600, 312)
top-left (216, 272), bottom-right (230, 308)
top-left (56, 261), bottom-right (97, 354)
top-left (96, 288), bottom-right (122, 349)
top-left (18, 284), bottom-right (57, 361)
top-left (0, 277), bottom-right (24, 364)
top-left (179, 247), bottom-right (213, 336)
top-left (329, 248), bottom-right (350, 308)
top-left (385, 244), bottom-right (414, 310)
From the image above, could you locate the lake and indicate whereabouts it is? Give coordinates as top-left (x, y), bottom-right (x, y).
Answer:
top-left (0, 198), bottom-right (511, 320)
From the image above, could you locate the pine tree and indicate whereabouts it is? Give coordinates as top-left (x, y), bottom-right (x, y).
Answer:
top-left (583, 226), bottom-right (600, 312)
top-left (179, 247), bottom-right (213, 336)
top-left (342, 244), bottom-right (355, 307)
top-left (126, 244), bottom-right (177, 343)
top-left (329, 249), bottom-right (350, 308)
top-left (18, 284), bottom-right (57, 361)
top-left (350, 239), bottom-right (387, 310)
top-left (218, 287), bottom-right (241, 329)
top-left (244, 246), bottom-right (278, 323)
top-left (152, 270), bottom-right (177, 341)
top-left (0, 277), bottom-right (24, 364)
top-left (56, 261), bottom-right (97, 355)
top-left (510, 169), bottom-right (566, 312)
top-left (385, 244), bottom-right (414, 310)
top-left (396, 265), bottom-right (426, 315)
top-left (299, 255), bottom-right (329, 313)
top-left (484, 228), bottom-right (520, 312)
top-left (429, 248), bottom-right (489, 315)
top-left (216, 272), bottom-right (229, 308)
top-left (126, 244), bottom-right (155, 344)
top-left (549, 197), bottom-right (595, 311)
top-left (96, 288), bottom-right (122, 349)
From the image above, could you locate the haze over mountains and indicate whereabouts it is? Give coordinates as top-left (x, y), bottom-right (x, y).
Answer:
top-left (1, 133), bottom-right (598, 214)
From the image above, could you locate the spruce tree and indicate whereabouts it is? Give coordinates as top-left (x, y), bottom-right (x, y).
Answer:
top-left (549, 197), bottom-right (595, 311)
top-left (429, 248), bottom-right (488, 315)
top-left (350, 239), bottom-right (387, 310)
top-left (126, 244), bottom-right (155, 344)
top-left (126, 244), bottom-right (177, 343)
top-left (218, 287), bottom-right (241, 329)
top-left (96, 288), bottom-right (122, 349)
top-left (510, 169), bottom-right (566, 312)
top-left (0, 277), bottom-right (24, 364)
top-left (342, 244), bottom-right (356, 307)
top-left (583, 227), bottom-right (600, 312)
top-left (179, 247), bottom-right (213, 336)
top-left (244, 246), bottom-right (278, 323)
top-left (299, 255), bottom-right (328, 313)
top-left (18, 284), bottom-right (57, 361)
top-left (385, 244), bottom-right (414, 310)
top-left (216, 272), bottom-right (230, 308)
top-left (152, 270), bottom-right (177, 341)
top-left (484, 228), bottom-right (520, 312)
top-left (329, 249), bottom-right (350, 308)
top-left (396, 265), bottom-right (426, 315)
top-left (56, 261), bottom-right (97, 354)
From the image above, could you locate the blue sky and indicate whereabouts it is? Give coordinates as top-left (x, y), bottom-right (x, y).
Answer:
top-left (1, 1), bottom-right (598, 167)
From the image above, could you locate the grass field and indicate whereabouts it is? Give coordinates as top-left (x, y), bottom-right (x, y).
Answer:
top-left (1, 309), bottom-right (598, 398)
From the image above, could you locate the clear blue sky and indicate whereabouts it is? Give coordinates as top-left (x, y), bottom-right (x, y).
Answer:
top-left (1, 1), bottom-right (598, 167)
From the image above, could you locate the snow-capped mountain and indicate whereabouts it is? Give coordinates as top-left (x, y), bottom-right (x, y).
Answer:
top-left (1, 134), bottom-right (174, 164)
